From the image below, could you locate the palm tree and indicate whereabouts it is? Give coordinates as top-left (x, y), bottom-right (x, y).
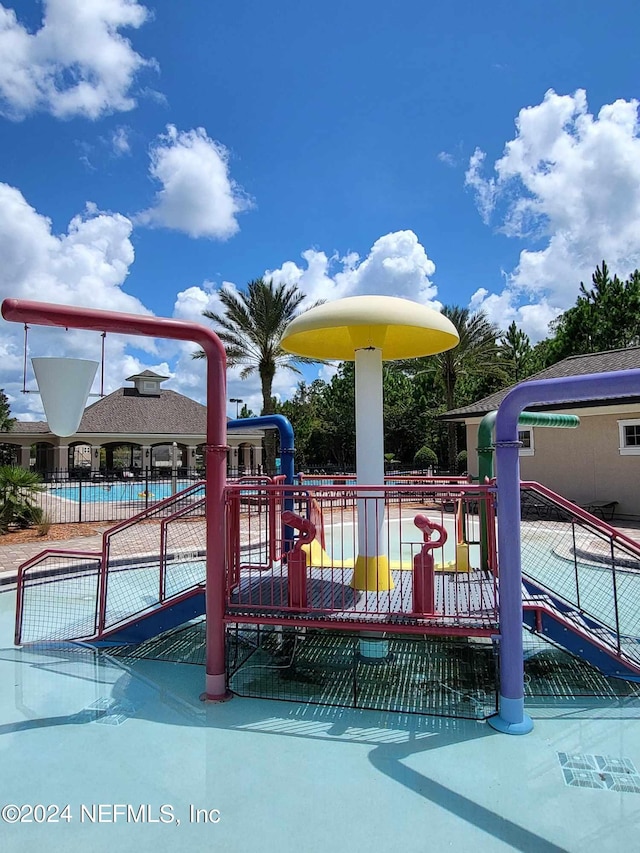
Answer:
top-left (403, 306), bottom-right (503, 472)
top-left (194, 278), bottom-right (323, 472)
top-left (0, 466), bottom-right (44, 533)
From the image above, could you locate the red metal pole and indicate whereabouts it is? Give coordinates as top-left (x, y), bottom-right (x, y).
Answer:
top-left (1, 298), bottom-right (230, 701)
top-left (412, 514), bottom-right (447, 616)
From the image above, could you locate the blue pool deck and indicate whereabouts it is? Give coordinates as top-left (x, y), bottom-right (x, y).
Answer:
top-left (2, 584), bottom-right (640, 853)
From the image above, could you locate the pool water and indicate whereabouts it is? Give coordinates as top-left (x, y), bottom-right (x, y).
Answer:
top-left (49, 480), bottom-right (193, 503)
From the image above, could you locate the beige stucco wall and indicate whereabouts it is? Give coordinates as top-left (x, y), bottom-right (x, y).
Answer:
top-left (465, 404), bottom-right (640, 518)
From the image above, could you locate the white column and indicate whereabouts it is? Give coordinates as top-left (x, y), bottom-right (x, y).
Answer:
top-left (242, 445), bottom-right (252, 471)
top-left (253, 444), bottom-right (263, 473)
top-left (91, 445), bottom-right (101, 472)
top-left (187, 445), bottom-right (198, 469)
top-left (141, 445), bottom-right (151, 470)
top-left (230, 445), bottom-right (239, 475)
top-left (20, 446), bottom-right (31, 469)
top-left (353, 347), bottom-right (390, 589)
top-left (54, 444), bottom-right (69, 480)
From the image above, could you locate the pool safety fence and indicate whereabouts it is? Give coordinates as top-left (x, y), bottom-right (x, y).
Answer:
top-left (31, 467), bottom-right (204, 524)
top-left (225, 481), bottom-right (498, 636)
top-left (520, 482), bottom-right (640, 675)
top-left (16, 481), bottom-right (206, 643)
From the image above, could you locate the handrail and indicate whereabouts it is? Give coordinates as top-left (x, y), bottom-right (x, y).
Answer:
top-left (159, 497), bottom-right (206, 603)
top-left (98, 481), bottom-right (205, 634)
top-left (101, 480), bottom-right (204, 540)
top-left (297, 473), bottom-right (472, 484)
top-left (16, 548), bottom-right (102, 578)
top-left (15, 549), bottom-right (102, 645)
top-left (521, 481), bottom-right (640, 558)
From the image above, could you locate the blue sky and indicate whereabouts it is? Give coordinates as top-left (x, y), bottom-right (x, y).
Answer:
top-left (1, 0), bottom-right (640, 420)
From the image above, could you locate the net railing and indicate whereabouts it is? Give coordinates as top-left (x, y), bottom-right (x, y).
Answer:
top-left (100, 483), bottom-right (206, 631)
top-left (16, 551), bottom-right (102, 644)
top-left (520, 482), bottom-right (640, 647)
top-left (225, 482), bottom-right (497, 634)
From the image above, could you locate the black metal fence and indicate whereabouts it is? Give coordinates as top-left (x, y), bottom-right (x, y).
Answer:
top-left (32, 467), bottom-right (204, 524)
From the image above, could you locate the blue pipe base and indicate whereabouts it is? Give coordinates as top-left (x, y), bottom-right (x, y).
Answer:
top-left (487, 696), bottom-right (534, 735)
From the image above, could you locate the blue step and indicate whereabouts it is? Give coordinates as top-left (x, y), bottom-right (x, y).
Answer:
top-left (92, 589), bottom-right (205, 646)
top-left (522, 576), bottom-right (640, 682)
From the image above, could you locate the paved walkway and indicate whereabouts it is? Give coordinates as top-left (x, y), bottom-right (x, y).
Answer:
top-left (2, 516), bottom-right (640, 584)
top-left (0, 531), bottom-right (105, 580)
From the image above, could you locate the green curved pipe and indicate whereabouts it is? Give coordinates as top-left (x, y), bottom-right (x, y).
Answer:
top-left (478, 410), bottom-right (580, 571)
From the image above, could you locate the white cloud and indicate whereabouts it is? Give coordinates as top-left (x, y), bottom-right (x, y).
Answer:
top-left (174, 230), bottom-right (442, 409)
top-left (111, 125), bottom-right (131, 155)
top-left (466, 89), bottom-right (640, 340)
top-left (437, 151), bottom-right (456, 167)
top-left (0, 183), bottom-right (159, 419)
top-left (0, 0), bottom-right (154, 120)
top-left (464, 148), bottom-right (496, 225)
top-left (137, 125), bottom-right (252, 239)
top-left (266, 230), bottom-right (439, 307)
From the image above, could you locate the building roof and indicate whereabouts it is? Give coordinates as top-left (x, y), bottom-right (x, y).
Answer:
top-left (7, 421), bottom-right (50, 435)
top-left (125, 369), bottom-right (169, 381)
top-left (442, 346), bottom-right (640, 420)
top-left (77, 388), bottom-right (208, 434)
top-left (8, 388), bottom-right (264, 438)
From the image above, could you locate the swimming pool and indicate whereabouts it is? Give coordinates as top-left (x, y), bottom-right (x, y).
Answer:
top-left (49, 480), bottom-right (193, 503)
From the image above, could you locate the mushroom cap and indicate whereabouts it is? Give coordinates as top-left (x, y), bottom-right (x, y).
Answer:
top-left (281, 295), bottom-right (459, 361)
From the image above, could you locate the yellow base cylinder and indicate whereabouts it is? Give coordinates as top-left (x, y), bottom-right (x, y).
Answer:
top-left (455, 542), bottom-right (470, 573)
top-left (351, 554), bottom-right (394, 591)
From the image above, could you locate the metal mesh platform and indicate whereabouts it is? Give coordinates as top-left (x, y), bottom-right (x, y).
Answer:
top-left (106, 620), bottom-right (640, 719)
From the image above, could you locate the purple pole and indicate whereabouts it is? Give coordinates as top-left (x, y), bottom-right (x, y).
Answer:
top-left (489, 368), bottom-right (640, 734)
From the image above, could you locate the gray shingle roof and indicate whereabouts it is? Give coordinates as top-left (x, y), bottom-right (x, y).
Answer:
top-left (442, 346), bottom-right (640, 419)
top-left (77, 388), bottom-right (208, 434)
top-left (9, 388), bottom-right (263, 437)
top-left (126, 369), bottom-right (169, 381)
top-left (7, 421), bottom-right (49, 434)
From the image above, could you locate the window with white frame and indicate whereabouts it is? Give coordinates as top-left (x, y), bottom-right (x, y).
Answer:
top-left (518, 428), bottom-right (535, 456)
top-left (618, 419), bottom-right (640, 455)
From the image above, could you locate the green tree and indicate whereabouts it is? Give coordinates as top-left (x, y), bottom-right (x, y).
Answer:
top-left (382, 366), bottom-right (430, 466)
top-left (194, 278), bottom-right (323, 471)
top-left (318, 363), bottom-right (357, 470)
top-left (499, 321), bottom-right (534, 382)
top-left (547, 262), bottom-right (640, 362)
top-left (0, 389), bottom-right (16, 466)
top-left (238, 403), bottom-right (256, 418)
top-left (276, 380), bottom-right (329, 470)
top-left (401, 306), bottom-right (504, 472)
top-left (0, 466), bottom-right (44, 533)
top-left (413, 445), bottom-right (438, 471)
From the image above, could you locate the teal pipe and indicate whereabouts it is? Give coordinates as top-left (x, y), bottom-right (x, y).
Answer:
top-left (478, 410), bottom-right (580, 571)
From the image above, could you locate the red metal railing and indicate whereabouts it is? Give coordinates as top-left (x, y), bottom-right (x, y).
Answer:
top-left (99, 482), bottom-right (206, 633)
top-left (15, 550), bottom-right (102, 644)
top-left (519, 482), bottom-right (640, 652)
top-left (16, 478), bottom-right (497, 646)
top-left (224, 482), bottom-right (497, 636)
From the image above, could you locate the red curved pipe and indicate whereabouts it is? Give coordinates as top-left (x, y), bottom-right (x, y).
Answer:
top-left (1, 298), bottom-right (229, 701)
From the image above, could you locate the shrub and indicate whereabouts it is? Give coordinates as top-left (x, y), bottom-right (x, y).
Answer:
top-left (413, 446), bottom-right (438, 471)
top-left (37, 514), bottom-right (52, 537)
top-left (0, 466), bottom-right (44, 533)
top-left (456, 450), bottom-right (468, 474)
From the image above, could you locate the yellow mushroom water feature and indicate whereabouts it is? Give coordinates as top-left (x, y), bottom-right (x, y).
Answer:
top-left (281, 295), bottom-right (459, 591)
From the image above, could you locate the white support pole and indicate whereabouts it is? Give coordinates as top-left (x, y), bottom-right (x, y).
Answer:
top-left (353, 347), bottom-right (391, 590)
